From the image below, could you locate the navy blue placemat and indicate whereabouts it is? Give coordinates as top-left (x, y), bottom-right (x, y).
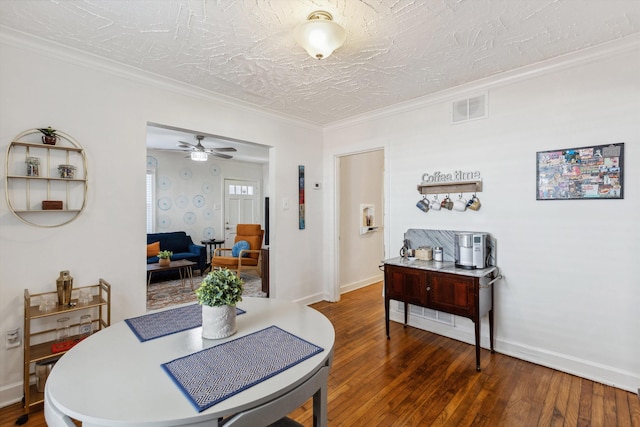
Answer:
top-left (125, 304), bottom-right (245, 342)
top-left (161, 325), bottom-right (324, 412)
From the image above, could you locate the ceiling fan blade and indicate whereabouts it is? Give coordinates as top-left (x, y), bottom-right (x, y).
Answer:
top-left (209, 147), bottom-right (237, 152)
top-left (210, 152), bottom-right (233, 160)
top-left (178, 141), bottom-right (197, 148)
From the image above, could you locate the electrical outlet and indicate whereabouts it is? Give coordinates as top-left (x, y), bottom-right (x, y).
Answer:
top-left (6, 328), bottom-right (20, 349)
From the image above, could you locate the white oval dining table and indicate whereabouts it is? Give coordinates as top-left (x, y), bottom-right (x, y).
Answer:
top-left (44, 297), bottom-right (335, 427)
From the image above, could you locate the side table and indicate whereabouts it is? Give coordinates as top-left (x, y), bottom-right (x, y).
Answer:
top-left (201, 239), bottom-right (225, 273)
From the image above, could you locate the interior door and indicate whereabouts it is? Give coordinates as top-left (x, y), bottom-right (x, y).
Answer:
top-left (224, 179), bottom-right (259, 246)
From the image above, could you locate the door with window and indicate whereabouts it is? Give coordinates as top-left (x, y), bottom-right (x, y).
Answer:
top-left (224, 179), bottom-right (259, 246)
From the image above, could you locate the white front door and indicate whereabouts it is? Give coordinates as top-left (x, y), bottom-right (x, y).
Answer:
top-left (223, 179), bottom-right (259, 246)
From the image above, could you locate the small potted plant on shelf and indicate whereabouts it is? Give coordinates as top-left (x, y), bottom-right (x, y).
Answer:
top-left (157, 250), bottom-right (172, 267)
top-left (38, 126), bottom-right (58, 145)
top-left (196, 268), bottom-right (244, 339)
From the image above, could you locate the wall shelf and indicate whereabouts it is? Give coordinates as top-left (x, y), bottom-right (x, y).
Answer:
top-left (5, 129), bottom-right (88, 227)
top-left (417, 180), bottom-right (482, 195)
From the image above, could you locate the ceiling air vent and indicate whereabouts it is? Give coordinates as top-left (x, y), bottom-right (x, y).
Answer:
top-left (451, 93), bottom-right (487, 124)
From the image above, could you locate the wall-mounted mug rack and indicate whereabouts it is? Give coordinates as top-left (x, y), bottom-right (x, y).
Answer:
top-left (417, 180), bottom-right (482, 195)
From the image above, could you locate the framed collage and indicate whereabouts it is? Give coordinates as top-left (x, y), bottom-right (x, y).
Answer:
top-left (536, 143), bottom-right (624, 200)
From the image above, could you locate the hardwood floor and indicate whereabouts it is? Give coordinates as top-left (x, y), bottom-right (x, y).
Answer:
top-left (2, 282), bottom-right (638, 426)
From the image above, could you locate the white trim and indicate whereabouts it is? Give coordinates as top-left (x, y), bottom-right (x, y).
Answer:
top-left (0, 381), bottom-right (22, 409)
top-left (0, 26), bottom-right (321, 131)
top-left (389, 310), bottom-right (640, 393)
top-left (325, 33), bottom-right (640, 131)
top-left (339, 274), bottom-right (383, 295)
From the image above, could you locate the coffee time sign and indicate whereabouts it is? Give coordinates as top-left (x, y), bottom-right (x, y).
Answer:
top-left (421, 170), bottom-right (481, 184)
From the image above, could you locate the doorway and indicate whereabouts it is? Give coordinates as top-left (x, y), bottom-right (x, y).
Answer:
top-left (337, 149), bottom-right (385, 294)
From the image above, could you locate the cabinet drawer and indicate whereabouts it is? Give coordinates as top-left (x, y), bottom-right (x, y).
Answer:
top-left (428, 272), bottom-right (476, 317)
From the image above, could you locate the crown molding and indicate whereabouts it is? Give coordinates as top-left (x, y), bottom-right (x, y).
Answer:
top-left (0, 25), bottom-right (322, 132)
top-left (325, 33), bottom-right (640, 131)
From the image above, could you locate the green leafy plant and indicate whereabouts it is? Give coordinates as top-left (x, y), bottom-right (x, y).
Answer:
top-left (157, 250), bottom-right (173, 259)
top-left (196, 268), bottom-right (244, 307)
top-left (37, 126), bottom-right (57, 137)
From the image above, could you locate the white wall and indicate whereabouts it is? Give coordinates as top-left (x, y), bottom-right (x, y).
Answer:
top-left (0, 30), bottom-right (324, 405)
top-left (323, 37), bottom-right (640, 392)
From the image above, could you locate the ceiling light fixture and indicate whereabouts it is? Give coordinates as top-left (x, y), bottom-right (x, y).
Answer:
top-left (190, 151), bottom-right (208, 161)
top-left (294, 11), bottom-right (345, 60)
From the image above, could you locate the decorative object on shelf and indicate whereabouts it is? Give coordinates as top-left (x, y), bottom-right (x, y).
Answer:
top-left (42, 200), bottom-right (63, 210)
top-left (56, 270), bottom-right (73, 306)
top-left (57, 164), bottom-right (77, 179)
top-left (196, 268), bottom-right (244, 339)
top-left (38, 126), bottom-right (58, 145)
top-left (294, 10), bottom-right (346, 59)
top-left (25, 157), bottom-right (40, 176)
top-left (360, 203), bottom-right (379, 234)
top-left (157, 250), bottom-right (173, 267)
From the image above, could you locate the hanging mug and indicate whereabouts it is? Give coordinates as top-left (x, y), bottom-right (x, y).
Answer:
top-left (467, 195), bottom-right (481, 211)
top-left (416, 197), bottom-right (430, 213)
top-left (429, 195), bottom-right (441, 211)
top-left (453, 194), bottom-right (468, 212)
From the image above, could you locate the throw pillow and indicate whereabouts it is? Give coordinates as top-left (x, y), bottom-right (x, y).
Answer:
top-left (231, 240), bottom-right (250, 257)
top-left (147, 242), bottom-right (160, 258)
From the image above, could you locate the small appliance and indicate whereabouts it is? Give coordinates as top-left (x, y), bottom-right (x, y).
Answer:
top-left (455, 232), bottom-right (489, 269)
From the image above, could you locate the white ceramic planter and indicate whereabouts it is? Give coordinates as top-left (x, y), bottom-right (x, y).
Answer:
top-left (201, 304), bottom-right (237, 339)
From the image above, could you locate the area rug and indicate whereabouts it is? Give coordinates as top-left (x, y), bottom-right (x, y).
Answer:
top-left (161, 325), bottom-right (324, 412)
top-left (147, 273), bottom-right (264, 311)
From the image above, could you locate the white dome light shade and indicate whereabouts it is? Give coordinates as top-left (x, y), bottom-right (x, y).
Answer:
top-left (294, 11), bottom-right (346, 60)
top-left (190, 151), bottom-right (208, 161)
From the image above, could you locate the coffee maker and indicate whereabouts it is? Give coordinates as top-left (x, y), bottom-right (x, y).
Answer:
top-left (454, 232), bottom-right (489, 269)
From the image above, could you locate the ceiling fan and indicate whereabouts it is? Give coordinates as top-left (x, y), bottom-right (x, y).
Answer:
top-left (178, 135), bottom-right (237, 160)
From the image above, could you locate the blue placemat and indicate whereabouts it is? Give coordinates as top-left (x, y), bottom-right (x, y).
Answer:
top-left (125, 304), bottom-right (245, 342)
top-left (161, 325), bottom-right (324, 412)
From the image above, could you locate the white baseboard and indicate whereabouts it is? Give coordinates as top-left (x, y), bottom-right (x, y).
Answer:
top-left (0, 381), bottom-right (22, 409)
top-left (339, 274), bottom-right (383, 295)
top-left (390, 309), bottom-right (640, 393)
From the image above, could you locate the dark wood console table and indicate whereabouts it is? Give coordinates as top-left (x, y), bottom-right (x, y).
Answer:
top-left (384, 259), bottom-right (498, 371)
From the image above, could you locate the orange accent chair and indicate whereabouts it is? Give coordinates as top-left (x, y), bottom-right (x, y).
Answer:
top-left (210, 224), bottom-right (264, 277)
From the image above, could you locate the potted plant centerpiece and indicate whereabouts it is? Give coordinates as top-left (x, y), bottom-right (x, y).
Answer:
top-left (157, 250), bottom-right (172, 267)
top-left (38, 126), bottom-right (58, 145)
top-left (196, 268), bottom-right (243, 339)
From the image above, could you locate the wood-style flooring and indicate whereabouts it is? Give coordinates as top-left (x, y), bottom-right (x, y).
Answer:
top-left (1, 282), bottom-right (638, 426)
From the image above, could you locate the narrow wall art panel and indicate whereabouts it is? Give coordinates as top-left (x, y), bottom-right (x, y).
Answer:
top-left (298, 165), bottom-right (305, 229)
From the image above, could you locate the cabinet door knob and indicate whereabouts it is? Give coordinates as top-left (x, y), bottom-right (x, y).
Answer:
top-left (426, 287), bottom-right (431, 291)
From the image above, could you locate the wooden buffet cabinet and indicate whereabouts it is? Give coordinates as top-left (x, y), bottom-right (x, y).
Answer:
top-left (384, 260), bottom-right (498, 371)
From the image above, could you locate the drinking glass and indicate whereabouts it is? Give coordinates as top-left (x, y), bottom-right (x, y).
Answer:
top-left (56, 317), bottom-right (70, 342)
top-left (79, 314), bottom-right (92, 340)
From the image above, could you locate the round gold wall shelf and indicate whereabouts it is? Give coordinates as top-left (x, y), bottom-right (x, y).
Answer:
top-left (5, 129), bottom-right (88, 227)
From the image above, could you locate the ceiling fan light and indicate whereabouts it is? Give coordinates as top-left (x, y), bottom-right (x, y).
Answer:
top-left (190, 151), bottom-right (208, 161)
top-left (294, 11), bottom-right (345, 60)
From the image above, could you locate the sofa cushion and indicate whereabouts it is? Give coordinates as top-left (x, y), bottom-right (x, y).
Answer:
top-left (232, 240), bottom-right (250, 257)
top-left (147, 242), bottom-right (160, 258)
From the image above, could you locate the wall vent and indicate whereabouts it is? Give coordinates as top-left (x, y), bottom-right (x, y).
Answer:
top-left (451, 93), bottom-right (488, 124)
top-left (398, 302), bottom-right (455, 326)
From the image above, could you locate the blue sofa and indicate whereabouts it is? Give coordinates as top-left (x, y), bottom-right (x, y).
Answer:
top-left (147, 231), bottom-right (207, 274)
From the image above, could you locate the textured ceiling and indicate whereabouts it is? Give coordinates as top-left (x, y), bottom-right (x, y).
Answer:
top-left (1, 0), bottom-right (640, 126)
